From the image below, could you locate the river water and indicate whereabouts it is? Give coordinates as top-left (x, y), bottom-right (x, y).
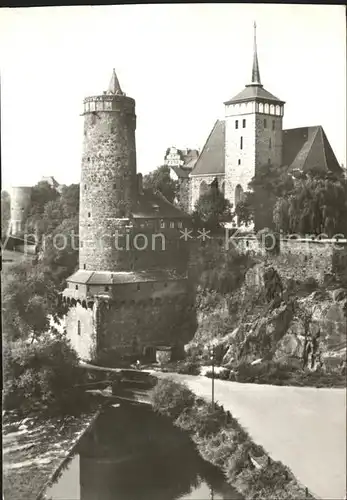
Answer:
top-left (45, 403), bottom-right (242, 500)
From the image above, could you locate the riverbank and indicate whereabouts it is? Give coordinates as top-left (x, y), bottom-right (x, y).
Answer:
top-left (152, 372), bottom-right (346, 500)
top-left (3, 405), bottom-right (101, 500)
top-left (150, 377), bottom-right (315, 500)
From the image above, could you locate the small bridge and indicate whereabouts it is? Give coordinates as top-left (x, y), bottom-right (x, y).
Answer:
top-left (78, 362), bottom-right (158, 405)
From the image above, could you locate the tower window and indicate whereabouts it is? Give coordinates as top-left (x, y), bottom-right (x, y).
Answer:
top-left (88, 212), bottom-right (91, 217)
top-left (242, 119), bottom-right (246, 128)
top-left (238, 159), bottom-right (241, 165)
top-left (137, 283), bottom-right (140, 291)
top-left (269, 138), bottom-right (272, 149)
top-left (272, 120), bottom-right (275, 131)
top-left (75, 285), bottom-right (78, 290)
top-left (264, 119), bottom-right (267, 128)
top-left (83, 264), bottom-right (86, 269)
top-left (77, 321), bottom-right (81, 336)
top-left (235, 120), bottom-right (239, 129)
top-left (240, 136), bottom-right (243, 150)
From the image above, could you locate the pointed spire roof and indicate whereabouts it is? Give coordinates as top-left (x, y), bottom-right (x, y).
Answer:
top-left (107, 68), bottom-right (125, 95)
top-left (224, 23), bottom-right (285, 106)
top-left (251, 21), bottom-right (262, 86)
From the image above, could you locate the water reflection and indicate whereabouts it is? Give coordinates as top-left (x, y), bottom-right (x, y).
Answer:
top-left (46, 404), bottom-right (242, 500)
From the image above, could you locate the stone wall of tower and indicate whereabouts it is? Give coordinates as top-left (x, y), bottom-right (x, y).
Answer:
top-left (224, 102), bottom-right (283, 209)
top-left (64, 280), bottom-right (197, 362)
top-left (9, 186), bottom-right (32, 236)
top-left (79, 95), bottom-right (137, 272)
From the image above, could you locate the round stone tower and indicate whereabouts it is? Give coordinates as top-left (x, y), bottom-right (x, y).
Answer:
top-left (9, 186), bottom-right (32, 236)
top-left (79, 69), bottom-right (137, 271)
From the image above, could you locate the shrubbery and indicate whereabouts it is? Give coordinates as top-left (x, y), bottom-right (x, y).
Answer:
top-left (3, 334), bottom-right (88, 416)
top-left (150, 379), bottom-right (311, 499)
top-left (149, 378), bottom-right (195, 419)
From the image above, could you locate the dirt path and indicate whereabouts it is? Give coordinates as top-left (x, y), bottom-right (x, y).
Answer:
top-left (153, 372), bottom-right (346, 500)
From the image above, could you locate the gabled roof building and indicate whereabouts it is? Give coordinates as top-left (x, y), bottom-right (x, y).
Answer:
top-left (189, 22), bottom-right (342, 213)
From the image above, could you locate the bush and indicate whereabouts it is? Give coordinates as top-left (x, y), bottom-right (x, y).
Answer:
top-left (149, 378), bottom-right (195, 419)
top-left (176, 402), bottom-right (226, 438)
top-left (3, 334), bottom-right (88, 415)
top-left (177, 360), bottom-right (201, 375)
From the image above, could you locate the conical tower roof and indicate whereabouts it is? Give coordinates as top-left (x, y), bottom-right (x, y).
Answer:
top-left (107, 68), bottom-right (125, 95)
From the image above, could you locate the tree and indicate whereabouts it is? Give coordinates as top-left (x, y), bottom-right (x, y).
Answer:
top-left (1, 190), bottom-right (11, 239)
top-left (3, 333), bottom-right (87, 415)
top-left (274, 170), bottom-right (347, 236)
top-left (26, 181), bottom-right (60, 235)
top-left (237, 164), bottom-right (294, 232)
top-left (143, 165), bottom-right (179, 203)
top-left (193, 184), bottom-right (232, 231)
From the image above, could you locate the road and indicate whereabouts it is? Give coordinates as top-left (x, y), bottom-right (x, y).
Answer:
top-left (152, 372), bottom-right (346, 500)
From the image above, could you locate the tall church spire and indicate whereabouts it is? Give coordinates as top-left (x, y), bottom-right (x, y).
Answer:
top-left (107, 68), bottom-right (124, 95)
top-left (251, 22), bottom-right (262, 86)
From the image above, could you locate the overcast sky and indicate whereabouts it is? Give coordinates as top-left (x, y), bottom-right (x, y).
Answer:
top-left (1, 4), bottom-right (346, 190)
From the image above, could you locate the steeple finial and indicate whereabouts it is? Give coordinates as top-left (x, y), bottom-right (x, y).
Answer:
top-left (251, 21), bottom-right (262, 86)
top-left (107, 68), bottom-right (124, 95)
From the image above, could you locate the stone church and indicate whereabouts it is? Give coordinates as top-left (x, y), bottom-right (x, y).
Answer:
top-left (171, 23), bottom-right (342, 214)
top-left (61, 70), bottom-right (196, 363)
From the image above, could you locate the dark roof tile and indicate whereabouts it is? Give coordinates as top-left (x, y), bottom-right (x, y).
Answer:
top-left (224, 84), bottom-right (284, 105)
top-left (132, 189), bottom-right (190, 219)
top-left (190, 120), bottom-right (225, 176)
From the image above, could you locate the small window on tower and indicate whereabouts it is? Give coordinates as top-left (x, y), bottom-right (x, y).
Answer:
top-left (170, 222), bottom-right (175, 228)
top-left (238, 159), bottom-right (241, 165)
top-left (240, 136), bottom-right (243, 150)
top-left (242, 119), bottom-right (246, 128)
top-left (264, 119), bottom-right (267, 128)
top-left (235, 120), bottom-right (239, 129)
top-left (84, 184), bottom-right (87, 190)
top-left (269, 138), bottom-right (272, 149)
top-left (272, 120), bottom-right (275, 131)
top-left (88, 212), bottom-right (91, 218)
top-left (83, 264), bottom-right (86, 269)
top-left (75, 285), bottom-right (78, 290)
top-left (77, 321), bottom-right (81, 336)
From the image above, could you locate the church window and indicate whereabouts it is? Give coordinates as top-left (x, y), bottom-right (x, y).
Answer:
top-left (242, 119), bottom-right (246, 128)
top-left (240, 136), bottom-right (243, 150)
top-left (269, 138), bottom-right (272, 149)
top-left (238, 159), bottom-right (241, 165)
top-left (272, 120), bottom-right (275, 131)
top-left (235, 184), bottom-right (244, 206)
top-left (276, 105), bottom-right (280, 115)
top-left (75, 285), bottom-right (78, 290)
top-left (170, 221), bottom-right (175, 228)
top-left (235, 120), bottom-right (239, 129)
top-left (77, 321), bottom-right (81, 336)
top-left (264, 119), bottom-right (267, 128)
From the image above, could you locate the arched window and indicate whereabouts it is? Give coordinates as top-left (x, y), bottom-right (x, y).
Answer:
top-left (270, 104), bottom-right (275, 114)
top-left (199, 181), bottom-right (209, 197)
top-left (235, 184), bottom-right (244, 207)
top-left (264, 103), bottom-right (269, 114)
top-left (275, 105), bottom-right (280, 116)
top-left (259, 103), bottom-right (264, 113)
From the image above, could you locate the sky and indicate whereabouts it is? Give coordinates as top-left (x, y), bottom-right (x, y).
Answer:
top-left (0, 4), bottom-right (346, 191)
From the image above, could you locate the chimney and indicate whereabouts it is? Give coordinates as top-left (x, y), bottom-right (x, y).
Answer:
top-left (137, 173), bottom-right (143, 195)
